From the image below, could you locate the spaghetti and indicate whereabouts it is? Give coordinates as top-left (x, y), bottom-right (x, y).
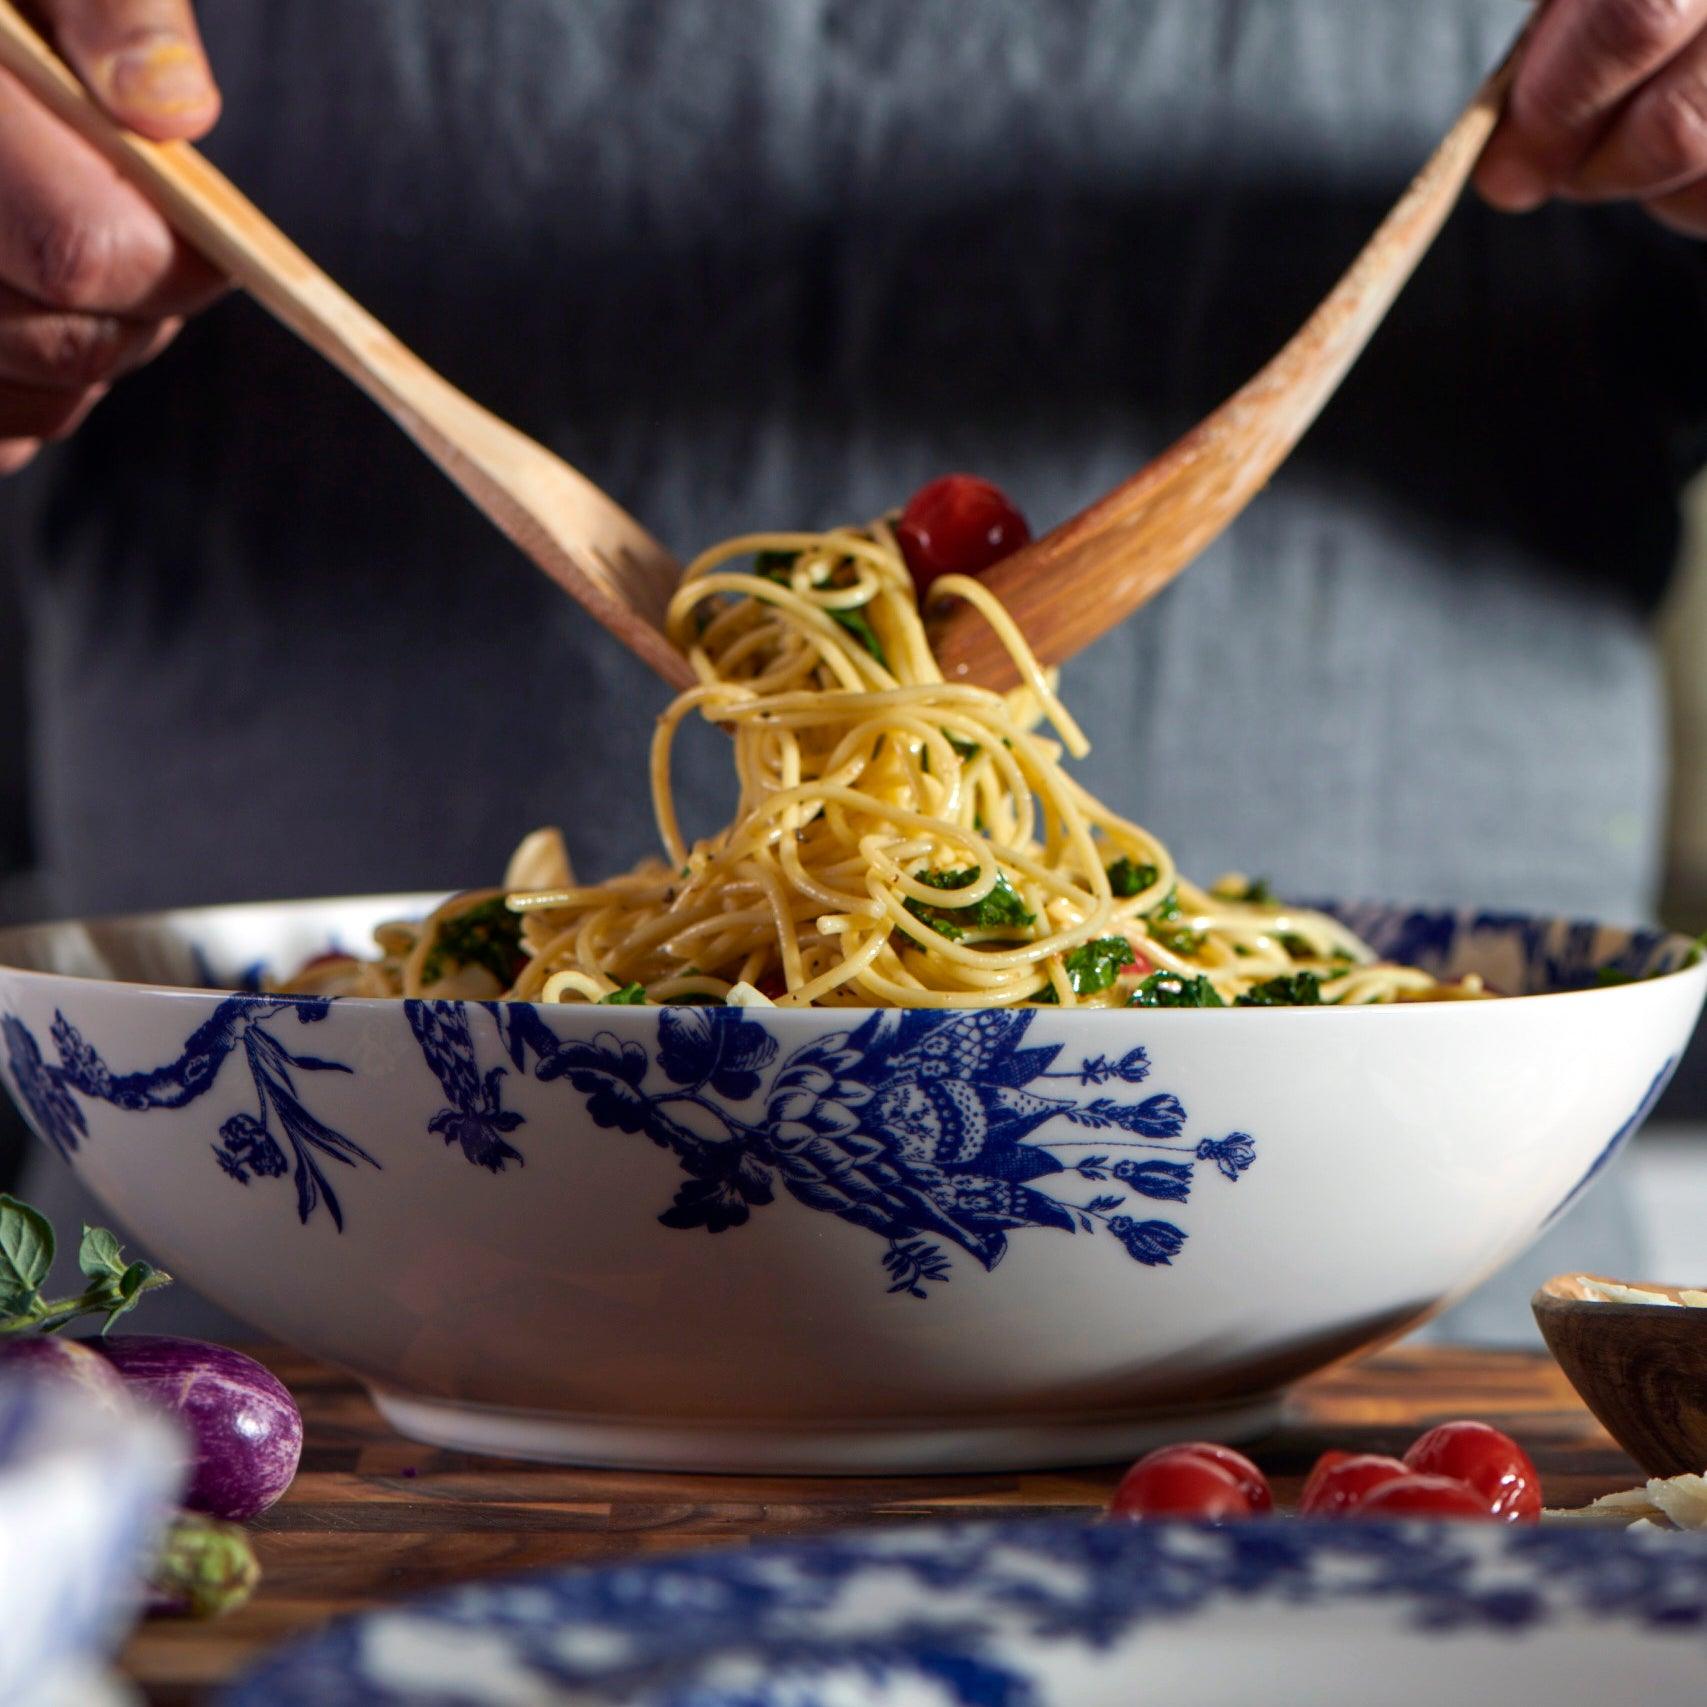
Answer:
top-left (284, 513), bottom-right (1483, 1009)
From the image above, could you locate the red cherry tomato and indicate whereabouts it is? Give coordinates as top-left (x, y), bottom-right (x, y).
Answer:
top-left (1404, 1421), bottom-right (1541, 1523)
top-left (1298, 1451), bottom-right (1411, 1517)
top-left (1134, 1443), bottom-right (1272, 1513)
top-left (1353, 1473), bottom-right (1493, 1521)
top-left (896, 474), bottom-right (1031, 596)
top-left (1109, 1450), bottom-right (1256, 1522)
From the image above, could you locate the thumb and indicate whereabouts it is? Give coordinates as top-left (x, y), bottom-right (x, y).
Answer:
top-left (38, 0), bottom-right (220, 141)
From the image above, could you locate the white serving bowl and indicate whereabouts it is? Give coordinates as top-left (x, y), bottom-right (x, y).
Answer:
top-left (0, 896), bottom-right (1701, 1472)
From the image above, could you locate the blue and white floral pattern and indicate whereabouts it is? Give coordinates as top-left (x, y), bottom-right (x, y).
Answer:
top-left (1, 1013), bottom-right (85, 1160)
top-left (1, 996), bottom-right (378, 1230)
top-left (407, 1001), bottom-right (527, 1173)
top-left (221, 1518), bottom-right (1707, 1707)
top-left (1323, 904), bottom-right (1692, 993)
top-left (428, 1003), bottom-right (1256, 1295)
top-left (0, 998), bottom-right (1252, 1285)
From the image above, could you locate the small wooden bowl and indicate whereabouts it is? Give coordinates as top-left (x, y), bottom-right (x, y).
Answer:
top-left (1533, 1273), bottom-right (1707, 1479)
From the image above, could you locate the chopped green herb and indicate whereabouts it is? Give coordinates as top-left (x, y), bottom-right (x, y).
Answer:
top-left (421, 897), bottom-right (526, 988)
top-left (902, 867), bottom-right (1035, 941)
top-left (753, 549), bottom-right (797, 581)
top-left (1059, 936), bottom-right (1137, 995)
top-left (1129, 971), bottom-right (1225, 1008)
top-left (752, 549), bottom-right (888, 666)
top-left (1141, 885), bottom-right (1202, 955)
top-left (1277, 932), bottom-right (1317, 960)
top-left (600, 983), bottom-right (648, 1004)
top-left (1593, 966), bottom-right (1638, 987)
top-left (829, 605), bottom-right (888, 668)
top-left (1148, 919), bottom-right (1204, 956)
top-left (1106, 857), bottom-right (1160, 898)
top-left (1238, 878), bottom-right (1277, 905)
top-left (928, 727), bottom-right (983, 774)
top-left (924, 730), bottom-right (980, 772)
top-left (1234, 972), bottom-right (1325, 1007)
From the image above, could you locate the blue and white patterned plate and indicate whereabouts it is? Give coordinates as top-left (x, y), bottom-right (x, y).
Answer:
top-left (0, 1373), bottom-right (181, 1707)
top-left (224, 1518), bottom-right (1707, 1705)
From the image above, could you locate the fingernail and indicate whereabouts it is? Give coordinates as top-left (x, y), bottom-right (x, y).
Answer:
top-left (106, 36), bottom-right (213, 119)
top-left (1478, 155), bottom-right (1549, 213)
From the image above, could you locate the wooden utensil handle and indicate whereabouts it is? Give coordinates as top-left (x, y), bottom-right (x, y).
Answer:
top-left (927, 52), bottom-right (1516, 691)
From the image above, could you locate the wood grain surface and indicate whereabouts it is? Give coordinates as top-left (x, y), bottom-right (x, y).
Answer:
top-left (121, 1344), bottom-right (1638, 1705)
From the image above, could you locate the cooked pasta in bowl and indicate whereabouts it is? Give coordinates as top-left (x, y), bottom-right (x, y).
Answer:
top-left (0, 480), bottom-right (1701, 1469)
top-left (278, 505), bottom-right (1488, 1013)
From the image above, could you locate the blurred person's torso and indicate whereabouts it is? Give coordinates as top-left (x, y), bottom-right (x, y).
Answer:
top-left (3, 0), bottom-right (1700, 922)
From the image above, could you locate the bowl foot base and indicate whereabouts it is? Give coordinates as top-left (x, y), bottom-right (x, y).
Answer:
top-left (367, 1387), bottom-right (1285, 1473)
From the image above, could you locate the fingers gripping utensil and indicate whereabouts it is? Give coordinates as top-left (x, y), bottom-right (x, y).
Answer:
top-left (0, 2), bottom-right (695, 690)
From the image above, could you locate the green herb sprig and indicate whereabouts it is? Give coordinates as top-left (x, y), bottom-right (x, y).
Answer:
top-left (0, 1196), bottom-right (170, 1336)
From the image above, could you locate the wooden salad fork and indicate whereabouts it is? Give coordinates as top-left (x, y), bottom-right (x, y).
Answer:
top-left (929, 44), bottom-right (1521, 691)
top-left (0, 2), bottom-right (696, 691)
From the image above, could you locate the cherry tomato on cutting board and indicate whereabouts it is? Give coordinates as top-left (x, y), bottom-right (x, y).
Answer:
top-left (1353, 1473), bottom-right (1494, 1521)
top-left (1167, 1443), bottom-right (1272, 1512)
top-left (1298, 1451), bottom-right (1411, 1517)
top-left (1109, 1443), bottom-right (1270, 1521)
top-left (895, 474), bottom-right (1030, 596)
top-left (1404, 1421), bottom-right (1541, 1523)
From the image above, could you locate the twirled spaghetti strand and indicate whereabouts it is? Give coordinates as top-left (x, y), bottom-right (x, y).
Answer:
top-left (284, 517), bottom-right (1476, 1009)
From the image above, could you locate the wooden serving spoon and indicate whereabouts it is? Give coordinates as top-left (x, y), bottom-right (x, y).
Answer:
top-left (0, 2), bottom-right (696, 691)
top-left (929, 46), bottom-right (1520, 690)
top-left (1534, 1273), bottom-right (1707, 1480)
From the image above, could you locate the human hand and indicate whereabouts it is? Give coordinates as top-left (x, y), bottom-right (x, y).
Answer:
top-left (1478, 0), bottom-right (1707, 235)
top-left (0, 0), bottom-right (222, 474)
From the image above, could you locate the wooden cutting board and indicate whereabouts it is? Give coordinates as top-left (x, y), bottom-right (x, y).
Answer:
top-left (120, 1343), bottom-right (1638, 1705)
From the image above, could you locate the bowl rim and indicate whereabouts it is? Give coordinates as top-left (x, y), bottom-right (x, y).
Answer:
top-left (0, 892), bottom-right (1701, 1014)
top-left (1534, 1271), bottom-right (1707, 1310)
